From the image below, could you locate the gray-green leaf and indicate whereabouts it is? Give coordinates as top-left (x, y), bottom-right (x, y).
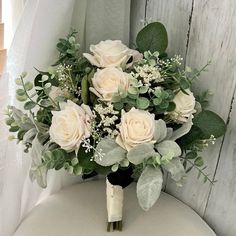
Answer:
top-left (94, 138), bottom-right (127, 166)
top-left (156, 140), bottom-right (181, 157)
top-left (29, 135), bottom-right (48, 188)
top-left (23, 128), bottom-right (37, 144)
top-left (154, 119), bottom-right (167, 142)
top-left (163, 158), bottom-right (185, 182)
top-left (127, 143), bottom-right (155, 165)
top-left (137, 166), bottom-right (163, 211)
top-left (193, 110), bottom-right (226, 138)
top-left (136, 97), bottom-right (150, 109)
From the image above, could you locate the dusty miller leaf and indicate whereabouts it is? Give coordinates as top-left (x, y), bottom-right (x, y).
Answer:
top-left (137, 166), bottom-right (163, 211)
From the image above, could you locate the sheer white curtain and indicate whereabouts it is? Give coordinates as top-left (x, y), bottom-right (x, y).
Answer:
top-left (0, 0), bottom-right (130, 235)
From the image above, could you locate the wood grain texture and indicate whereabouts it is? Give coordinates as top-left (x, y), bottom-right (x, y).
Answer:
top-left (204, 86), bottom-right (236, 236)
top-left (130, 0), bottom-right (236, 235)
top-left (166, 0), bottom-right (236, 219)
top-left (145, 0), bottom-right (193, 57)
top-left (130, 0), bottom-right (147, 48)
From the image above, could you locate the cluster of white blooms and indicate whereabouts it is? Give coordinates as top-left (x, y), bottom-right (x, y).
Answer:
top-left (81, 138), bottom-right (104, 161)
top-left (56, 64), bottom-right (79, 94)
top-left (158, 55), bottom-right (183, 68)
top-left (131, 64), bottom-right (163, 86)
top-left (200, 135), bottom-right (217, 147)
top-left (94, 103), bottom-right (119, 138)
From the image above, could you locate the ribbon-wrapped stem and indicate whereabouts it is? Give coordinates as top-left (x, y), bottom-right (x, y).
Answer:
top-left (106, 178), bottom-right (124, 232)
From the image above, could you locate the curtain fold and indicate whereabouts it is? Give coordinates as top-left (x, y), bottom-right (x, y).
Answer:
top-left (0, 1), bottom-right (130, 235)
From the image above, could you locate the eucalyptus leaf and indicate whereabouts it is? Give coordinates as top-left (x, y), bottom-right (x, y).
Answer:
top-left (74, 165), bottom-right (83, 175)
top-left (127, 143), bottom-right (155, 165)
top-left (40, 99), bottom-right (52, 107)
top-left (136, 22), bottom-right (168, 53)
top-left (16, 89), bottom-right (25, 96)
top-left (139, 86), bottom-right (149, 94)
top-left (24, 101), bottom-right (36, 110)
top-left (193, 110), bottom-right (226, 138)
top-left (137, 166), bottom-right (163, 211)
top-left (136, 97), bottom-right (150, 109)
top-left (163, 158), bottom-right (185, 182)
top-left (194, 156), bottom-right (204, 167)
top-left (16, 94), bottom-right (28, 102)
top-left (153, 97), bottom-right (162, 106)
top-left (15, 78), bottom-right (23, 85)
top-left (128, 87), bottom-right (139, 95)
top-left (111, 164), bottom-right (119, 172)
top-left (25, 81), bottom-right (33, 91)
top-left (94, 138), bottom-right (127, 166)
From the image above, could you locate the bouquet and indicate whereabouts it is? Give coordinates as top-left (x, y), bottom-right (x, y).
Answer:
top-left (5, 22), bottom-right (226, 231)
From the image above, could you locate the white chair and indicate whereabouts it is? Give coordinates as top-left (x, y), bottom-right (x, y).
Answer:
top-left (14, 180), bottom-right (216, 236)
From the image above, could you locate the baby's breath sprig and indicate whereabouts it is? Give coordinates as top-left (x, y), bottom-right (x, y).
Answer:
top-left (81, 138), bottom-right (104, 162)
top-left (94, 103), bottom-right (119, 138)
top-left (56, 64), bottom-right (79, 96)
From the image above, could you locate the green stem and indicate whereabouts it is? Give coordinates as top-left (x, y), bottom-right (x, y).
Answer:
top-left (107, 221), bottom-right (122, 232)
top-left (40, 79), bottom-right (60, 111)
top-left (20, 76), bottom-right (50, 110)
top-left (180, 157), bottom-right (215, 184)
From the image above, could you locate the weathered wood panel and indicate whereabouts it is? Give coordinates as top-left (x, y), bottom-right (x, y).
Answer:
top-left (167, 0), bottom-right (236, 218)
top-left (145, 0), bottom-right (193, 57)
top-left (204, 87), bottom-right (236, 236)
top-left (130, 0), bottom-right (147, 47)
top-left (130, 0), bottom-right (236, 235)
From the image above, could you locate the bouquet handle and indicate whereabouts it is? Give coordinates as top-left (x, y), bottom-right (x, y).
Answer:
top-left (106, 178), bottom-right (124, 231)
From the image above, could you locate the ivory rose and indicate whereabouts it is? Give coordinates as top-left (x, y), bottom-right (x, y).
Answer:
top-left (116, 108), bottom-right (156, 151)
top-left (83, 40), bottom-right (142, 68)
top-left (49, 100), bottom-right (93, 151)
top-left (90, 67), bottom-right (130, 101)
top-left (170, 89), bottom-right (196, 123)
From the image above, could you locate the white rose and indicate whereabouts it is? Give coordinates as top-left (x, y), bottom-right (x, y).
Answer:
top-left (170, 89), bottom-right (196, 123)
top-left (49, 100), bottom-right (93, 152)
top-left (116, 108), bottom-right (156, 151)
top-left (49, 86), bottom-right (69, 101)
top-left (83, 40), bottom-right (142, 68)
top-left (90, 67), bottom-right (130, 101)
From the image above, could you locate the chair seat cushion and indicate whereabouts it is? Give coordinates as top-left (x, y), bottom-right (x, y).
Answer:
top-left (14, 180), bottom-right (216, 236)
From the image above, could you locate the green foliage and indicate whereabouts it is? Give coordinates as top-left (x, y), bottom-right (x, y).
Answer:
top-left (195, 90), bottom-right (211, 110)
top-left (24, 101), bottom-right (36, 110)
top-left (5, 22), bottom-right (226, 193)
top-left (177, 110), bottom-right (226, 151)
top-left (136, 97), bottom-right (150, 109)
top-left (94, 138), bottom-right (127, 166)
top-left (54, 30), bottom-right (80, 66)
top-left (155, 140), bottom-right (182, 158)
top-left (193, 110), bottom-right (226, 139)
top-left (162, 158), bottom-right (185, 182)
top-left (29, 135), bottom-right (48, 188)
top-left (152, 89), bottom-right (175, 113)
top-left (127, 143), bottom-right (155, 165)
top-left (194, 156), bottom-right (204, 167)
top-left (136, 22), bottom-right (168, 53)
top-left (137, 166), bottom-right (163, 211)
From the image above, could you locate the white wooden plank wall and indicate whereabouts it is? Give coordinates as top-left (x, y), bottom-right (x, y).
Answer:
top-left (130, 1), bottom-right (236, 235)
